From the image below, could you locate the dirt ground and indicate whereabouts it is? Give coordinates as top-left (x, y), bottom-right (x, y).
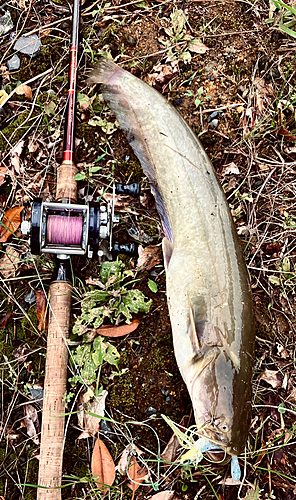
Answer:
top-left (1, 0), bottom-right (296, 499)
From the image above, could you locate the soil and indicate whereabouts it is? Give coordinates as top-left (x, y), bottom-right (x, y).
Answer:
top-left (0, 0), bottom-right (296, 499)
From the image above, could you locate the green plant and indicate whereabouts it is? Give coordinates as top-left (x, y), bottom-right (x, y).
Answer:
top-left (269, 256), bottom-right (296, 291)
top-left (73, 259), bottom-right (152, 336)
top-left (159, 9), bottom-right (208, 64)
top-left (267, 0), bottom-right (296, 39)
top-left (74, 154), bottom-right (107, 181)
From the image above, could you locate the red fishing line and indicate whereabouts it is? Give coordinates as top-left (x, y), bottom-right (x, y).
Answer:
top-left (46, 215), bottom-right (83, 245)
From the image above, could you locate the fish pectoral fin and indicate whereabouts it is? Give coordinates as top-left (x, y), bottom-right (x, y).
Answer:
top-left (162, 237), bottom-right (174, 270)
top-left (188, 295), bottom-right (202, 353)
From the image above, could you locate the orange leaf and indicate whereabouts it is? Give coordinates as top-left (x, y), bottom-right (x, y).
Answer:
top-left (91, 438), bottom-right (115, 491)
top-left (97, 319), bottom-right (140, 337)
top-left (0, 206), bottom-right (24, 242)
top-left (148, 492), bottom-right (175, 500)
top-left (127, 455), bottom-right (148, 498)
top-left (35, 290), bottom-right (48, 331)
top-left (15, 84), bottom-right (33, 101)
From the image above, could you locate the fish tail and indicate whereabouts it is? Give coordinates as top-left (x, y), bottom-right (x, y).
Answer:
top-left (87, 59), bottom-right (173, 242)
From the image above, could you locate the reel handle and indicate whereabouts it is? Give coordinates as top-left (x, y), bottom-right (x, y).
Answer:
top-left (113, 242), bottom-right (137, 257)
top-left (115, 182), bottom-right (140, 197)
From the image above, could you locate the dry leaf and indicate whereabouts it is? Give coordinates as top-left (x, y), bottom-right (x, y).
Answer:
top-left (0, 206), bottom-right (24, 242)
top-left (28, 140), bottom-right (39, 153)
top-left (10, 140), bottom-right (25, 174)
top-left (15, 84), bottom-right (33, 101)
top-left (222, 162), bottom-right (240, 176)
top-left (77, 389), bottom-right (108, 439)
top-left (148, 492), bottom-right (175, 500)
top-left (188, 40), bottom-right (209, 53)
top-left (0, 167), bottom-right (7, 187)
top-left (117, 444), bottom-right (144, 474)
top-left (0, 311), bottom-right (12, 328)
top-left (35, 290), bottom-right (48, 331)
top-left (279, 126), bottom-right (296, 141)
top-left (96, 319), bottom-right (140, 338)
top-left (18, 0), bottom-right (27, 9)
top-left (91, 438), bottom-right (115, 490)
top-left (259, 369), bottom-right (283, 389)
top-left (22, 403), bottom-right (40, 445)
top-left (277, 343), bottom-right (289, 359)
top-left (137, 244), bottom-right (162, 270)
top-left (0, 246), bottom-right (21, 278)
top-left (127, 455), bottom-right (149, 498)
top-left (161, 416), bottom-right (189, 464)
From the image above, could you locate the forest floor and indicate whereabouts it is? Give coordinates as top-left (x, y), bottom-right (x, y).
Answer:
top-left (0, 0), bottom-right (296, 499)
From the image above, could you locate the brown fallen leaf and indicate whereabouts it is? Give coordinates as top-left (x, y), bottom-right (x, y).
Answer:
top-left (91, 438), bottom-right (115, 491)
top-left (117, 444), bottom-right (144, 474)
top-left (161, 416), bottom-right (189, 464)
top-left (0, 206), bottom-right (24, 242)
top-left (279, 126), bottom-right (296, 141)
top-left (148, 491), bottom-right (175, 500)
top-left (0, 167), bottom-right (7, 187)
top-left (15, 84), bottom-right (33, 101)
top-left (10, 140), bottom-right (25, 174)
top-left (77, 388), bottom-right (108, 439)
top-left (259, 369), bottom-right (283, 389)
top-left (188, 40), bottom-right (209, 54)
top-left (0, 246), bottom-right (21, 278)
top-left (137, 244), bottom-right (162, 270)
top-left (96, 319), bottom-right (140, 338)
top-left (35, 290), bottom-right (48, 331)
top-left (21, 403), bottom-right (40, 445)
top-left (0, 311), bottom-right (12, 328)
top-left (127, 455), bottom-right (149, 499)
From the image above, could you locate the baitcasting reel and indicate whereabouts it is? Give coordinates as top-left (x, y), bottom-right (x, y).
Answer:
top-left (21, 183), bottom-right (140, 259)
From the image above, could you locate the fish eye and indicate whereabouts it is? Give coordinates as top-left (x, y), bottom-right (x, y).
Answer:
top-left (218, 422), bottom-right (228, 432)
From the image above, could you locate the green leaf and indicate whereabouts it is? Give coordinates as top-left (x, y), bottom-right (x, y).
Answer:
top-left (278, 403), bottom-right (286, 414)
top-left (275, 0), bottom-right (296, 16)
top-left (148, 279), bottom-right (158, 293)
top-left (43, 101), bottom-right (56, 115)
top-left (90, 166), bottom-right (102, 173)
top-left (281, 257), bottom-right (290, 273)
top-left (279, 24), bottom-right (296, 39)
top-left (74, 172), bottom-right (86, 181)
top-left (135, 1), bottom-right (148, 8)
top-left (269, 276), bottom-right (281, 286)
top-left (241, 482), bottom-right (260, 500)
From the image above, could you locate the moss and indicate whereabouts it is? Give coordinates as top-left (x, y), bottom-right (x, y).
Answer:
top-left (114, 159), bottom-right (143, 182)
top-left (0, 111), bottom-right (30, 152)
top-left (21, 307), bottom-right (39, 340)
top-left (23, 457), bottom-right (39, 500)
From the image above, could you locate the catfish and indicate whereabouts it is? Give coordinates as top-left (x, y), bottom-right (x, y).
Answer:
top-left (88, 59), bottom-right (255, 457)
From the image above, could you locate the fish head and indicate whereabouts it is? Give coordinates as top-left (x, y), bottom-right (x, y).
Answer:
top-left (187, 346), bottom-right (252, 457)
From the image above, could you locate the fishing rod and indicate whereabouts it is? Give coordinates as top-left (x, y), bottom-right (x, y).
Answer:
top-left (20, 0), bottom-right (139, 496)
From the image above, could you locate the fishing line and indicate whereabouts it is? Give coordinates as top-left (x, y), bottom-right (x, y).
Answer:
top-left (46, 215), bottom-right (83, 245)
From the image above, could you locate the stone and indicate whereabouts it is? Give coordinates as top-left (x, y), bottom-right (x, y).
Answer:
top-left (13, 34), bottom-right (41, 57)
top-left (0, 11), bottom-right (13, 36)
top-left (7, 54), bottom-right (20, 71)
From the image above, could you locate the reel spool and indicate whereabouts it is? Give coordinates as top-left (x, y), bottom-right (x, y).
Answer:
top-left (22, 183), bottom-right (140, 259)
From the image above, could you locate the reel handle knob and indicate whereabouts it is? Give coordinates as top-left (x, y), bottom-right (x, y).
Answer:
top-left (115, 183), bottom-right (141, 198)
top-left (113, 242), bottom-right (137, 257)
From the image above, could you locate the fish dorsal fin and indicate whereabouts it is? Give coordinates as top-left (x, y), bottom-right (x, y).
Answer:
top-left (162, 237), bottom-right (174, 271)
top-left (188, 295), bottom-right (201, 352)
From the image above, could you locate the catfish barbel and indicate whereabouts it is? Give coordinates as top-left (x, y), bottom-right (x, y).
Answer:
top-left (88, 59), bottom-right (255, 462)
